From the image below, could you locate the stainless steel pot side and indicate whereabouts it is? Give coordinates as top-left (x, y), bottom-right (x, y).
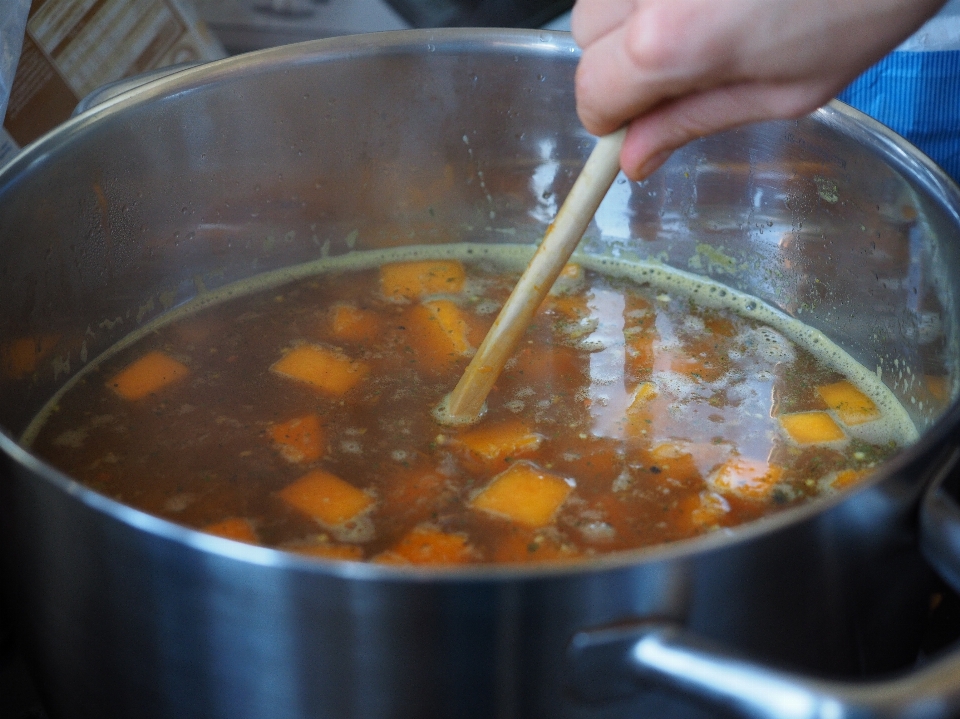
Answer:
top-left (2, 29), bottom-right (960, 719)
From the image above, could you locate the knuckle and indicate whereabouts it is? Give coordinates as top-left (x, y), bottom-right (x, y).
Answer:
top-left (622, 2), bottom-right (689, 72)
top-left (621, 9), bottom-right (667, 71)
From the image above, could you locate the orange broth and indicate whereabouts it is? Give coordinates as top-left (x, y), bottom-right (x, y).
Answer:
top-left (26, 253), bottom-right (913, 565)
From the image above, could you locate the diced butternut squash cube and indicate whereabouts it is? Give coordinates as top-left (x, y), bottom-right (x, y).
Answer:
top-left (925, 375), bottom-right (950, 403)
top-left (627, 381), bottom-right (658, 412)
top-left (816, 380), bottom-right (880, 425)
top-left (454, 419), bottom-right (542, 465)
top-left (2, 334), bottom-right (59, 379)
top-left (830, 468), bottom-right (869, 491)
top-left (107, 350), bottom-right (189, 400)
top-left (279, 469), bottom-right (374, 526)
top-left (689, 491), bottom-right (731, 527)
top-left (779, 411), bottom-right (846, 444)
top-left (270, 415), bottom-right (326, 463)
top-left (291, 543), bottom-right (364, 560)
top-left (271, 344), bottom-right (369, 396)
top-left (674, 490), bottom-right (731, 535)
top-left (541, 293), bottom-right (589, 319)
top-left (470, 462), bottom-right (572, 528)
top-left (645, 441), bottom-right (704, 483)
top-left (422, 300), bottom-right (472, 355)
top-left (375, 527), bottom-right (474, 565)
top-left (202, 517), bottom-right (258, 543)
top-left (403, 300), bottom-right (473, 371)
top-left (709, 457), bottom-right (783, 500)
top-left (380, 260), bottom-right (465, 301)
top-left (548, 263), bottom-right (585, 296)
top-left (650, 441), bottom-right (696, 462)
top-left (328, 303), bottom-right (381, 343)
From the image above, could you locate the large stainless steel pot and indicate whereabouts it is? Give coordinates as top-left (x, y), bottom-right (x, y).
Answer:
top-left (3, 28), bottom-right (960, 719)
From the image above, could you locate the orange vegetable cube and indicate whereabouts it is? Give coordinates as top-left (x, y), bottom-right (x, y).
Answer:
top-left (380, 260), bottom-right (466, 301)
top-left (328, 303), bottom-right (381, 343)
top-left (627, 381), bottom-right (658, 412)
top-left (470, 462), bottom-right (573, 528)
top-left (2, 334), bottom-right (59, 379)
top-left (279, 469), bottom-right (374, 526)
top-left (107, 350), bottom-right (190, 400)
top-left (925, 375), bottom-right (950, 403)
top-left (271, 344), bottom-right (369, 396)
top-left (645, 442), bottom-right (704, 484)
top-left (548, 263), bottom-right (585, 296)
top-left (404, 300), bottom-right (473, 371)
top-left (779, 411), bottom-right (846, 444)
top-left (541, 293), bottom-right (589, 319)
top-left (709, 457), bottom-right (783, 500)
top-left (375, 527), bottom-right (474, 565)
top-left (270, 415), bottom-right (326, 463)
top-left (637, 440), bottom-right (732, 487)
top-left (650, 441), bottom-right (691, 462)
top-left (423, 300), bottom-right (472, 354)
top-left (454, 419), bottom-right (542, 465)
top-left (291, 543), bottom-right (364, 561)
top-left (202, 517), bottom-right (258, 544)
top-left (689, 491), bottom-right (731, 527)
top-left (830, 468), bottom-right (869, 491)
top-left (816, 380), bottom-right (880, 425)
top-left (624, 381), bottom-right (660, 435)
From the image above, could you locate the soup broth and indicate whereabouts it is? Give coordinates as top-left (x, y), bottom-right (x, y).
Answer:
top-left (25, 245), bottom-right (916, 565)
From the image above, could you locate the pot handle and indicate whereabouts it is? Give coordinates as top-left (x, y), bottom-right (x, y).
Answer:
top-left (566, 448), bottom-right (960, 719)
top-left (566, 620), bottom-right (960, 719)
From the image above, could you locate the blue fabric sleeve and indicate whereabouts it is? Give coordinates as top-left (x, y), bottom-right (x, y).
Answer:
top-left (838, 50), bottom-right (960, 183)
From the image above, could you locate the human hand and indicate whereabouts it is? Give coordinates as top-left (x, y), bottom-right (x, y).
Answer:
top-left (572, 0), bottom-right (947, 179)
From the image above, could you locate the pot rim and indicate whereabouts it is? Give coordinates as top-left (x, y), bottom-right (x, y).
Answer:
top-left (2, 27), bottom-right (960, 584)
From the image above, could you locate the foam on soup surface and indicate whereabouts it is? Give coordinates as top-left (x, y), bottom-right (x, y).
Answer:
top-left (23, 244), bottom-right (916, 565)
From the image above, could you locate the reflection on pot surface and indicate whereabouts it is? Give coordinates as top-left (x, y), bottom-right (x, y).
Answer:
top-left (1, 28), bottom-right (960, 719)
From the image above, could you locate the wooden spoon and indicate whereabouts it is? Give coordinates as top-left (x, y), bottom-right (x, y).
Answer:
top-left (435, 128), bottom-right (627, 426)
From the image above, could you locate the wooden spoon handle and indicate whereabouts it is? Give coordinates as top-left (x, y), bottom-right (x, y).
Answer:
top-left (439, 128), bottom-right (627, 425)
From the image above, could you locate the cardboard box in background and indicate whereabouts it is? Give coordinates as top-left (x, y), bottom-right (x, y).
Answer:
top-left (0, 0), bottom-right (226, 165)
